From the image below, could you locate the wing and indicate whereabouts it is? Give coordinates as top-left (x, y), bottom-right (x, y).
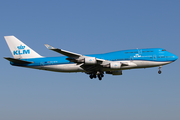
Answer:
top-left (45, 44), bottom-right (105, 63)
top-left (44, 44), bottom-right (131, 73)
top-left (45, 44), bottom-right (82, 58)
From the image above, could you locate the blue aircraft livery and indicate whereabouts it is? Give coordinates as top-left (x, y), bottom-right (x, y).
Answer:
top-left (4, 36), bottom-right (178, 80)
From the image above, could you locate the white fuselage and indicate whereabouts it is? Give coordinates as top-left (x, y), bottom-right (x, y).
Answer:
top-left (25, 60), bottom-right (172, 73)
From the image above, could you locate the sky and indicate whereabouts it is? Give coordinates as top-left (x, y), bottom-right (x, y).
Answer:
top-left (0, 0), bottom-right (180, 120)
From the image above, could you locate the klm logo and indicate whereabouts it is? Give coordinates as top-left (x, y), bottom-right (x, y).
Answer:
top-left (134, 54), bottom-right (141, 58)
top-left (13, 45), bottom-right (30, 55)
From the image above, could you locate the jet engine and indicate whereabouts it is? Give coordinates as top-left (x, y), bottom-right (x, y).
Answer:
top-left (84, 57), bottom-right (97, 64)
top-left (103, 62), bottom-right (122, 69)
top-left (109, 62), bottom-right (121, 69)
top-left (77, 57), bottom-right (97, 64)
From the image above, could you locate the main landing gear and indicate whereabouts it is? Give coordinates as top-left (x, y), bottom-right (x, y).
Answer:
top-left (89, 74), bottom-right (96, 79)
top-left (97, 74), bottom-right (104, 80)
top-left (89, 72), bottom-right (104, 80)
top-left (158, 66), bottom-right (162, 74)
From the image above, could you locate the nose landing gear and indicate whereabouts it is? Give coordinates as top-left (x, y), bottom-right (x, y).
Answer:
top-left (158, 66), bottom-right (162, 74)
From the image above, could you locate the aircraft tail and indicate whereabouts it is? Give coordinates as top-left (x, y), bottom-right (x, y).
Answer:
top-left (4, 36), bottom-right (42, 59)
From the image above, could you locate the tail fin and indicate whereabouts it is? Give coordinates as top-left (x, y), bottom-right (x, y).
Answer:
top-left (4, 36), bottom-right (42, 59)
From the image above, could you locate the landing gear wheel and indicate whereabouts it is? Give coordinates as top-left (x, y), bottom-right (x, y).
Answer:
top-left (158, 70), bottom-right (162, 74)
top-left (101, 74), bottom-right (104, 77)
top-left (89, 74), bottom-right (93, 79)
top-left (158, 66), bottom-right (162, 74)
top-left (98, 74), bottom-right (102, 80)
top-left (93, 74), bottom-right (97, 78)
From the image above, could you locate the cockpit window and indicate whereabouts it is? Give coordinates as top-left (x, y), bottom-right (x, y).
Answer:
top-left (162, 49), bottom-right (166, 51)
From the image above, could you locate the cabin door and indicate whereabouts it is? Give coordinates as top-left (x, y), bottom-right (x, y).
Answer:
top-left (153, 55), bottom-right (157, 60)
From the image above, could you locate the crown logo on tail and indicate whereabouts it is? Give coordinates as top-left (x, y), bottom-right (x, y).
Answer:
top-left (17, 45), bottom-right (25, 49)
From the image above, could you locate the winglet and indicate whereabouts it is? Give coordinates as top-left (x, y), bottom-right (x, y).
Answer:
top-left (44, 44), bottom-right (56, 50)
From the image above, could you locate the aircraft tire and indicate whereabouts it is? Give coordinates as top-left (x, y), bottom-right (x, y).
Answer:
top-left (93, 74), bottom-right (97, 78)
top-left (101, 74), bottom-right (104, 77)
top-left (90, 74), bottom-right (93, 79)
top-left (98, 74), bottom-right (102, 80)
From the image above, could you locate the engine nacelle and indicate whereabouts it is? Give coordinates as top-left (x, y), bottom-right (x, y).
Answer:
top-left (109, 62), bottom-right (122, 69)
top-left (84, 57), bottom-right (97, 64)
top-left (106, 70), bottom-right (123, 75)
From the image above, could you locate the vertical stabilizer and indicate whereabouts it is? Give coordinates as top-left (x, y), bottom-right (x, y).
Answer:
top-left (4, 36), bottom-right (42, 59)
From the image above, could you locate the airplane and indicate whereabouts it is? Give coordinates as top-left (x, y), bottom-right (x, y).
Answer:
top-left (4, 36), bottom-right (178, 80)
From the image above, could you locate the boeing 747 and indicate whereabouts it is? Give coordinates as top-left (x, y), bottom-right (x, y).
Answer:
top-left (4, 36), bottom-right (178, 80)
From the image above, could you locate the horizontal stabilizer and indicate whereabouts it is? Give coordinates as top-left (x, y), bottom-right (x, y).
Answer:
top-left (4, 57), bottom-right (33, 64)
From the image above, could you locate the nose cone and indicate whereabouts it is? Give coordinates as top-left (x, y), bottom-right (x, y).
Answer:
top-left (173, 54), bottom-right (178, 61)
